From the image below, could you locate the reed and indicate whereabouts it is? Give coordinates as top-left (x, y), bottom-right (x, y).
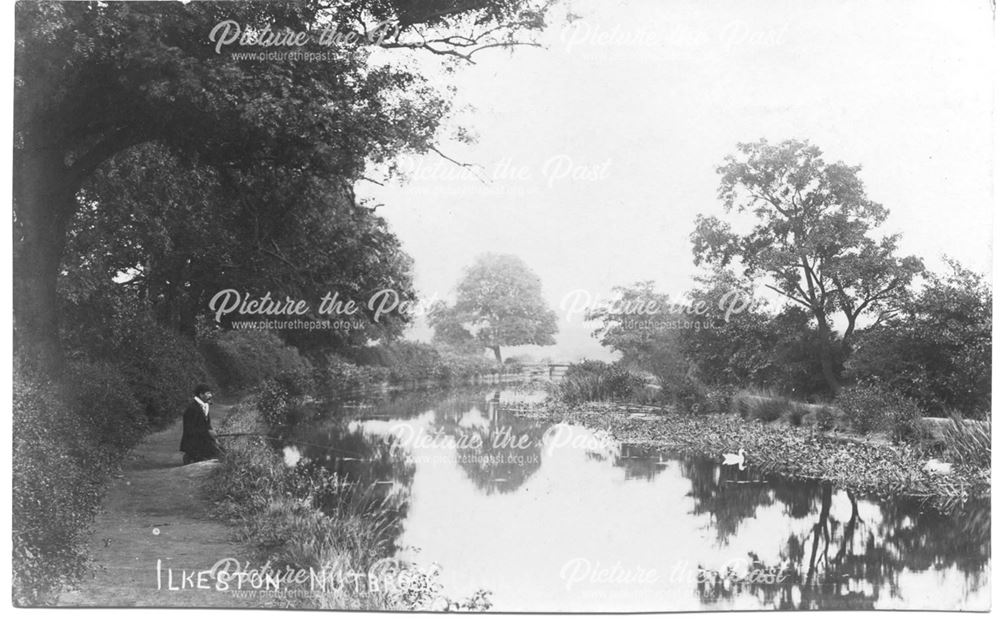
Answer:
top-left (943, 413), bottom-right (991, 468)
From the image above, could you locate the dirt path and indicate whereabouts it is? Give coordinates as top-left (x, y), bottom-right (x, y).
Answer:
top-left (58, 402), bottom-right (256, 608)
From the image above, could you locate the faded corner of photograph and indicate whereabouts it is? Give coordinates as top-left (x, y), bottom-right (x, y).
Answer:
top-left (9, 0), bottom-right (993, 615)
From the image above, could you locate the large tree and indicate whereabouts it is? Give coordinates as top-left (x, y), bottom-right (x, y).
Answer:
top-left (691, 139), bottom-right (923, 394)
top-left (14, 0), bottom-right (553, 371)
top-left (428, 253), bottom-right (558, 363)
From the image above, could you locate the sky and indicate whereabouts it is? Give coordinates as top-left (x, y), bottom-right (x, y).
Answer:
top-left (358, 0), bottom-right (995, 361)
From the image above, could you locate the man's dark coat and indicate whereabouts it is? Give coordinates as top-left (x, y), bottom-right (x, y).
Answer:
top-left (180, 399), bottom-right (219, 462)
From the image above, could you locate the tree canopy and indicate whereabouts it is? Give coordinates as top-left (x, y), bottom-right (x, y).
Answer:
top-left (429, 253), bottom-right (558, 362)
top-left (692, 139), bottom-right (923, 393)
top-left (14, 0), bottom-right (554, 370)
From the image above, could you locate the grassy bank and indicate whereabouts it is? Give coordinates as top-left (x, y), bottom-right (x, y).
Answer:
top-left (206, 397), bottom-right (491, 611)
top-left (508, 401), bottom-right (990, 502)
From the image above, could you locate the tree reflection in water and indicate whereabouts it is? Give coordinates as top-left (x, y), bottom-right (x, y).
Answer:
top-left (682, 455), bottom-right (990, 609)
top-left (433, 391), bottom-right (548, 495)
top-left (283, 390), bottom-right (988, 610)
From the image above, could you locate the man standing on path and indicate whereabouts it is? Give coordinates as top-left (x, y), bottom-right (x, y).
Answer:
top-left (180, 384), bottom-right (222, 464)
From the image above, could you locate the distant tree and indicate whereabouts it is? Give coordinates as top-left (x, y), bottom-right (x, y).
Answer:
top-left (692, 139), bottom-right (923, 394)
top-left (429, 254), bottom-right (558, 363)
top-left (585, 281), bottom-right (689, 387)
top-left (848, 259), bottom-right (991, 415)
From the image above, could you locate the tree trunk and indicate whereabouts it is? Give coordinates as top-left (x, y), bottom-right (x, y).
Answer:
top-left (13, 148), bottom-right (76, 373)
top-left (813, 312), bottom-right (841, 395)
top-left (491, 345), bottom-right (502, 364)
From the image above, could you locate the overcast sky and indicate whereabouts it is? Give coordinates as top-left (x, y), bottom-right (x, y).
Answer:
top-left (359, 0), bottom-right (994, 361)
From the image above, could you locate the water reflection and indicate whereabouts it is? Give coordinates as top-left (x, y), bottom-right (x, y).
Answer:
top-left (289, 389), bottom-right (989, 611)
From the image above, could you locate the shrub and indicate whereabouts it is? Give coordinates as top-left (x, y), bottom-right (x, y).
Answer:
top-left (108, 317), bottom-right (209, 429)
top-left (349, 341), bottom-right (500, 385)
top-left (64, 360), bottom-right (148, 454)
top-left (787, 402), bottom-right (809, 427)
top-left (13, 360), bottom-right (145, 605)
top-left (64, 309), bottom-right (210, 429)
top-left (201, 330), bottom-right (312, 391)
top-left (255, 378), bottom-right (296, 428)
top-left (732, 389), bottom-right (791, 423)
top-left (663, 377), bottom-right (710, 415)
top-left (358, 341), bottom-right (443, 383)
top-left (814, 405), bottom-right (838, 431)
top-left (835, 382), bottom-right (925, 440)
top-left (557, 361), bottom-right (645, 404)
top-left (317, 356), bottom-right (391, 401)
top-left (436, 348), bottom-right (499, 381)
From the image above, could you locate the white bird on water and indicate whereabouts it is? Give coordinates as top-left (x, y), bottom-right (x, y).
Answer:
top-left (922, 458), bottom-right (953, 475)
top-left (722, 448), bottom-right (747, 471)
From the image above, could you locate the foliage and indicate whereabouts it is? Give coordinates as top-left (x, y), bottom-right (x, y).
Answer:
top-left (814, 405), bottom-right (840, 432)
top-left (585, 281), bottom-right (689, 389)
top-left (60, 287), bottom-right (211, 428)
top-left (210, 401), bottom-right (491, 610)
top-left (15, 0), bottom-right (554, 366)
top-left (835, 382), bottom-right (925, 441)
top-left (201, 330), bottom-right (313, 391)
top-left (732, 390), bottom-right (792, 423)
top-left (317, 355), bottom-right (391, 401)
top-left (942, 417), bottom-right (991, 469)
top-left (254, 379), bottom-right (297, 428)
top-left (591, 275), bottom-right (843, 403)
top-left (528, 404), bottom-right (988, 500)
top-left (63, 360), bottom-right (149, 452)
top-left (729, 389), bottom-right (817, 427)
top-left (349, 340), bottom-right (500, 384)
top-left (103, 316), bottom-right (209, 429)
top-left (692, 139), bottom-right (923, 393)
top-left (428, 253), bottom-right (558, 363)
top-left (12, 360), bottom-right (146, 605)
top-left (556, 360), bottom-right (647, 405)
top-left (848, 259), bottom-right (991, 416)
top-left (64, 143), bottom-right (418, 347)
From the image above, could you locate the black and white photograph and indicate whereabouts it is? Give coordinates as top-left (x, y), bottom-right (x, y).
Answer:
top-left (9, 0), bottom-right (994, 613)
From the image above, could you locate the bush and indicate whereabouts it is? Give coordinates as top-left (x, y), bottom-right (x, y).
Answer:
top-left (436, 348), bottom-right (499, 381)
top-left (835, 382), bottom-right (925, 440)
top-left (732, 389), bottom-right (792, 423)
top-left (13, 360), bottom-right (146, 605)
top-left (349, 341), bottom-right (499, 385)
top-left (64, 308), bottom-right (211, 429)
top-left (557, 361), bottom-right (646, 404)
top-left (315, 356), bottom-right (390, 401)
top-left (814, 405), bottom-right (839, 431)
top-left (109, 316), bottom-right (209, 429)
top-left (254, 378), bottom-right (296, 428)
top-left (660, 379), bottom-right (733, 415)
top-left (201, 330), bottom-right (312, 391)
top-left (787, 404), bottom-right (805, 427)
top-left (64, 360), bottom-right (149, 453)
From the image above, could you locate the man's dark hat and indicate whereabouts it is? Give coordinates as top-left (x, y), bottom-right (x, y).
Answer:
top-left (193, 383), bottom-right (213, 396)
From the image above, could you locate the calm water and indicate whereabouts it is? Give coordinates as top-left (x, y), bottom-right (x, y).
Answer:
top-left (286, 389), bottom-right (990, 612)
